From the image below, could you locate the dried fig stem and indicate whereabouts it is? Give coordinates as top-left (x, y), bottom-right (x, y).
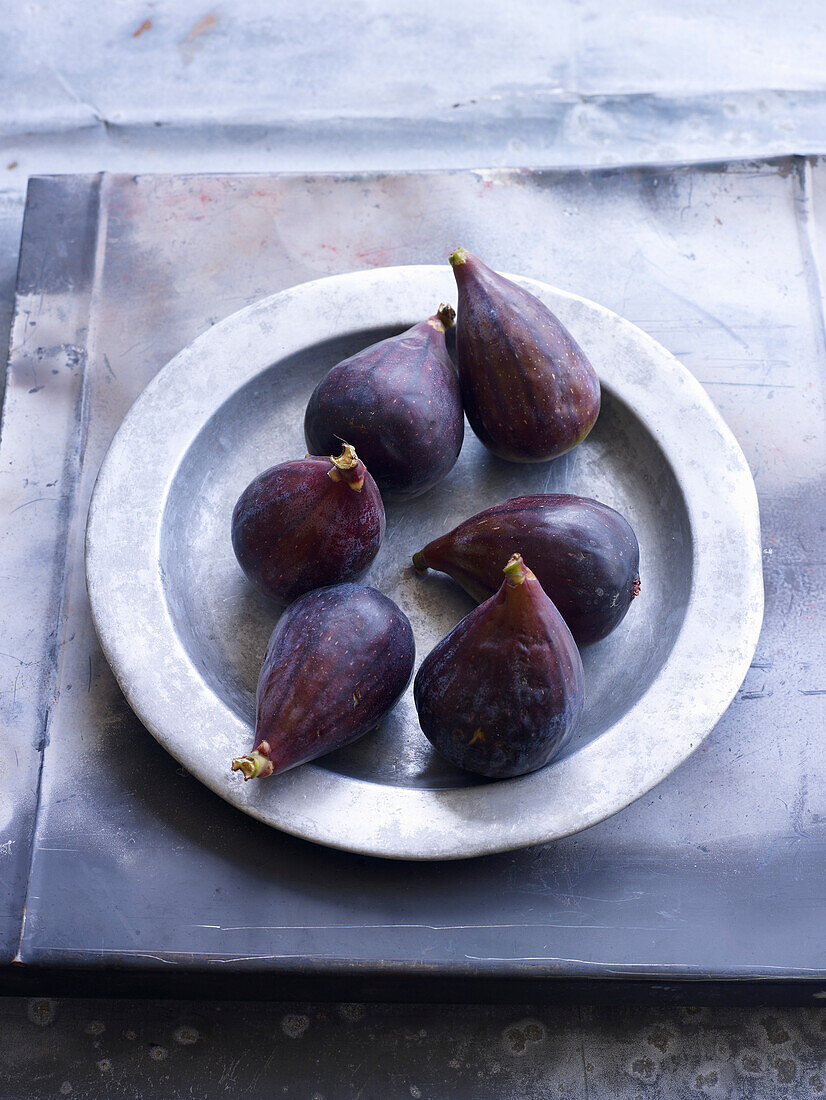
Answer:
top-left (432, 303), bottom-right (456, 331)
top-left (231, 750), bottom-right (274, 780)
top-left (328, 443), bottom-right (365, 491)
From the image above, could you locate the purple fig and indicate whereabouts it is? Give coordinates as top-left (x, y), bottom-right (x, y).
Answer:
top-left (413, 494), bottom-right (639, 645)
top-left (449, 247), bottom-right (600, 462)
top-left (231, 443), bottom-right (384, 603)
top-left (304, 305), bottom-right (464, 501)
top-left (232, 584), bottom-right (415, 778)
top-left (414, 554), bottom-right (584, 779)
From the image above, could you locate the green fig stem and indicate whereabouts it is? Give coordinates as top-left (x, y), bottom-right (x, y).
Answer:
top-left (328, 442), bottom-right (365, 491)
top-left (231, 750), bottom-right (274, 780)
top-left (429, 303), bottom-right (455, 332)
top-left (448, 246), bottom-right (469, 267)
top-left (503, 553), bottom-right (528, 586)
top-left (412, 550), bottom-right (428, 573)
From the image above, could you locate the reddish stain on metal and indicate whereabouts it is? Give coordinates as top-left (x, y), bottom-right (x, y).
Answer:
top-left (180, 13), bottom-right (218, 64)
top-left (187, 13), bottom-right (218, 39)
top-left (355, 247), bottom-right (393, 266)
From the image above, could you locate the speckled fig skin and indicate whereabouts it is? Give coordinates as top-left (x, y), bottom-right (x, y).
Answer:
top-left (304, 305), bottom-right (464, 501)
top-left (413, 494), bottom-right (640, 645)
top-left (449, 248), bottom-right (601, 462)
top-left (414, 555), bottom-right (584, 779)
top-left (231, 444), bottom-right (385, 604)
top-left (232, 584), bottom-right (415, 778)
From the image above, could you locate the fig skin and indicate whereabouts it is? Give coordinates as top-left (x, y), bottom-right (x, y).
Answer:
top-left (414, 554), bottom-right (584, 779)
top-left (449, 247), bottom-right (601, 462)
top-left (231, 444), bottom-right (384, 604)
top-left (232, 584), bottom-right (415, 779)
top-left (413, 494), bottom-right (640, 645)
top-left (304, 305), bottom-right (464, 502)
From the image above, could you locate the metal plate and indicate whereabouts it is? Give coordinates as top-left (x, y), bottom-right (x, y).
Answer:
top-left (85, 264), bottom-right (762, 859)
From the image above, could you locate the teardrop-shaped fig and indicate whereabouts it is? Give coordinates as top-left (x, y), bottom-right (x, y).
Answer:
top-left (413, 494), bottom-right (639, 645)
top-left (414, 554), bottom-right (584, 779)
top-left (231, 443), bottom-right (384, 603)
top-left (232, 583), bottom-right (415, 778)
top-left (304, 305), bottom-right (464, 501)
top-left (449, 247), bottom-right (600, 462)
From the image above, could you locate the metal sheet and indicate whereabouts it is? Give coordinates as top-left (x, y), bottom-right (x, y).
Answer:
top-left (0, 177), bottom-right (102, 961)
top-left (5, 0), bottom-right (826, 344)
top-left (1, 161), bottom-right (825, 992)
top-left (4, 0), bottom-right (826, 164)
top-left (6, 995), bottom-right (826, 1098)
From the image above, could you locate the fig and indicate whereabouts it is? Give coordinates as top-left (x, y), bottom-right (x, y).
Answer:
top-left (413, 494), bottom-right (639, 645)
top-left (231, 443), bottom-right (384, 603)
top-left (449, 247), bottom-right (600, 462)
top-left (304, 305), bottom-right (463, 501)
top-left (232, 584), bottom-right (415, 778)
top-left (414, 554), bottom-right (584, 779)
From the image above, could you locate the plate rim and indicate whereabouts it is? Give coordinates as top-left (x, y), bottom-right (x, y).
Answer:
top-left (85, 264), bottom-right (764, 860)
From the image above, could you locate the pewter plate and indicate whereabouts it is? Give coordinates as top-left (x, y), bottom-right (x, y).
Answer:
top-left (85, 265), bottom-right (763, 860)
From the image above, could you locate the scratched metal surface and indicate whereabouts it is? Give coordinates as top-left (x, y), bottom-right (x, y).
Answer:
top-left (4, 0), bottom-right (826, 397)
top-left (4, 0), bottom-right (826, 179)
top-left (1, 162), bottom-right (824, 992)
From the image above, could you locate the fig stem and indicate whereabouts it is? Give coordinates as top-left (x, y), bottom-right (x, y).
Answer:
top-left (330, 443), bottom-right (358, 471)
top-left (412, 550), bottom-right (428, 573)
top-left (430, 303), bottom-right (456, 332)
top-left (503, 553), bottom-right (527, 586)
top-left (231, 750), bottom-right (274, 780)
top-left (448, 246), bottom-right (469, 267)
top-left (328, 442), bottom-right (365, 491)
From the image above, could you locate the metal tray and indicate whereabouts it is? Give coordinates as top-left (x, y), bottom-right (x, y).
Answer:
top-left (85, 265), bottom-right (762, 859)
top-left (4, 165), bottom-right (824, 1002)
